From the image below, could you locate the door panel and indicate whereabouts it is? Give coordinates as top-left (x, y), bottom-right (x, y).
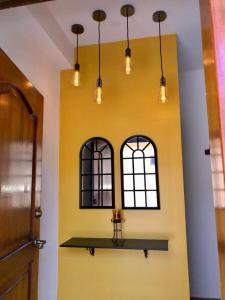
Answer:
top-left (199, 0), bottom-right (225, 299)
top-left (0, 245), bottom-right (35, 300)
top-left (1, 266), bottom-right (29, 300)
top-left (0, 91), bottom-right (35, 258)
top-left (4, 275), bottom-right (29, 300)
top-left (0, 50), bottom-right (43, 300)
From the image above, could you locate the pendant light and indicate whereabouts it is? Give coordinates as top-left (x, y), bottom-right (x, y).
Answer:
top-left (93, 10), bottom-right (106, 104)
top-left (121, 4), bottom-right (135, 75)
top-left (153, 11), bottom-right (167, 103)
top-left (71, 24), bottom-right (84, 87)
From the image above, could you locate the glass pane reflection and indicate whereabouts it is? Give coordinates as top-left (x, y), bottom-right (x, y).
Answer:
top-left (123, 159), bottom-right (133, 174)
top-left (80, 137), bottom-right (114, 208)
top-left (124, 192), bottom-right (134, 207)
top-left (134, 158), bottom-right (144, 173)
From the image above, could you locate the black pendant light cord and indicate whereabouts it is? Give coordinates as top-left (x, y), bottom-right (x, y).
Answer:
top-left (159, 17), bottom-right (164, 78)
top-left (76, 34), bottom-right (79, 64)
top-left (98, 20), bottom-right (101, 80)
top-left (126, 8), bottom-right (130, 49)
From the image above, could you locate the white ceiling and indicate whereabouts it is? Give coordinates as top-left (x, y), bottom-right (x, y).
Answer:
top-left (39, 0), bottom-right (204, 72)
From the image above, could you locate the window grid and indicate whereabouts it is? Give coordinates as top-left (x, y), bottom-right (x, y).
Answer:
top-left (80, 137), bottom-right (115, 208)
top-left (121, 135), bottom-right (160, 209)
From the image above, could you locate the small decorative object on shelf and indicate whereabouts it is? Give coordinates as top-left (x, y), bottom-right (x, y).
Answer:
top-left (111, 209), bottom-right (125, 241)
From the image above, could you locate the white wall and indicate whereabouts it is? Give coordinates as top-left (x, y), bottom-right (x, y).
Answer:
top-left (179, 68), bottom-right (221, 298)
top-left (0, 6), bottom-right (70, 300)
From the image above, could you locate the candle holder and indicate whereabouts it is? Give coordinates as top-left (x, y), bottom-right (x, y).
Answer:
top-left (111, 210), bottom-right (125, 241)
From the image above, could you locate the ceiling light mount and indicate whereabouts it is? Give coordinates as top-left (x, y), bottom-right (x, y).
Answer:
top-left (93, 9), bottom-right (106, 104)
top-left (121, 4), bottom-right (135, 17)
top-left (153, 10), bottom-right (168, 103)
top-left (152, 10), bottom-right (167, 23)
top-left (121, 4), bottom-right (135, 75)
top-left (71, 24), bottom-right (84, 35)
top-left (71, 24), bottom-right (84, 87)
top-left (92, 10), bottom-right (106, 22)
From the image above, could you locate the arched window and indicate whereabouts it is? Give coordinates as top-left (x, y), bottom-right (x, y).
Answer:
top-left (80, 137), bottom-right (115, 208)
top-left (120, 135), bottom-right (160, 209)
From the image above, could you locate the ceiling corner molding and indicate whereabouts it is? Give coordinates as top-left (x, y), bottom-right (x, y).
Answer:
top-left (28, 3), bottom-right (73, 67)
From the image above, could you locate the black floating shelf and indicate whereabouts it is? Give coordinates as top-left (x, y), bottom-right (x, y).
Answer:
top-left (60, 238), bottom-right (168, 258)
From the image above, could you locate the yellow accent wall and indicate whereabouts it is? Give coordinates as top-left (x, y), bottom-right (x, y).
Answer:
top-left (58, 35), bottom-right (190, 300)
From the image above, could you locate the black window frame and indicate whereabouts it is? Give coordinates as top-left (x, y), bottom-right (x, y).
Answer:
top-left (80, 137), bottom-right (115, 209)
top-left (120, 135), bottom-right (160, 210)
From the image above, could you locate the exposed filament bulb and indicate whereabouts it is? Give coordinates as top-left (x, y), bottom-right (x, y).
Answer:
top-left (95, 78), bottom-right (103, 104)
top-left (72, 63), bottom-right (80, 87)
top-left (160, 76), bottom-right (167, 103)
top-left (125, 48), bottom-right (132, 75)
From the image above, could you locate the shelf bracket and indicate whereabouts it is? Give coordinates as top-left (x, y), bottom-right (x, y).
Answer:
top-left (144, 250), bottom-right (149, 259)
top-left (87, 248), bottom-right (95, 256)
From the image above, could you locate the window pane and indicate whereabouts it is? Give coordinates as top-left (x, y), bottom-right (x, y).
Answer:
top-left (124, 175), bottom-right (133, 190)
top-left (134, 158), bottom-right (144, 173)
top-left (123, 145), bottom-right (133, 158)
top-left (81, 191), bottom-right (92, 207)
top-left (82, 175), bottom-right (92, 190)
top-left (127, 137), bottom-right (138, 150)
top-left (138, 137), bottom-right (148, 143)
top-left (103, 159), bottom-right (111, 174)
top-left (93, 190), bottom-right (102, 206)
top-left (135, 175), bottom-right (145, 190)
top-left (123, 159), bottom-right (133, 174)
top-left (97, 140), bottom-right (107, 152)
top-left (93, 191), bottom-right (113, 206)
top-left (101, 145), bottom-right (111, 158)
top-left (92, 175), bottom-right (112, 190)
top-left (146, 175), bottom-right (156, 190)
top-left (135, 191), bottom-right (146, 207)
top-left (124, 192), bottom-right (134, 207)
top-left (145, 158), bottom-right (156, 173)
top-left (147, 191), bottom-right (158, 207)
top-left (82, 160), bottom-right (92, 174)
top-left (93, 159), bottom-right (102, 174)
top-left (102, 191), bottom-right (112, 206)
top-left (143, 144), bottom-right (155, 157)
top-left (82, 146), bottom-right (91, 159)
top-left (86, 140), bottom-right (95, 152)
top-left (93, 152), bottom-right (100, 159)
top-left (93, 175), bottom-right (101, 190)
top-left (103, 175), bottom-right (112, 190)
top-left (139, 141), bottom-right (149, 150)
top-left (133, 150), bottom-right (143, 158)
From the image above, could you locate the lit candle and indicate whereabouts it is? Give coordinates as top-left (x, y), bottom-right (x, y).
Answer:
top-left (112, 209), bottom-right (123, 222)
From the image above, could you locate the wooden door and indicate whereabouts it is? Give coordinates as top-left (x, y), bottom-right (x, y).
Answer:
top-left (0, 50), bottom-right (44, 299)
top-left (199, 0), bottom-right (225, 299)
